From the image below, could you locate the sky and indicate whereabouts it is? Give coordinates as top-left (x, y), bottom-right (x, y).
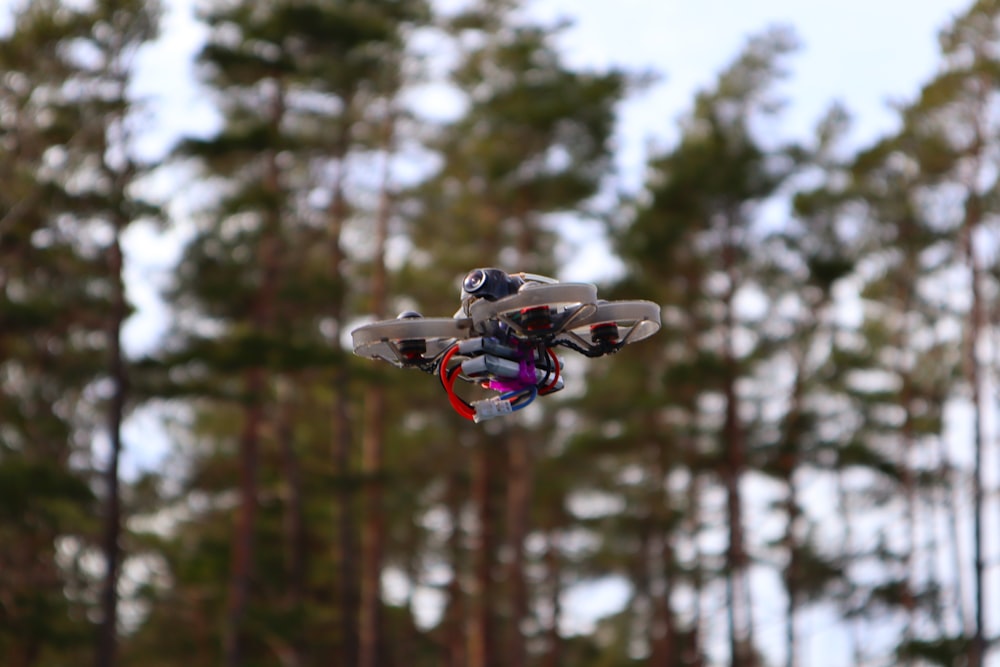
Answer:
top-left (88, 0), bottom-right (982, 663)
top-left (131, 0), bottom-right (973, 170)
top-left (534, 0), bottom-right (971, 165)
top-left (528, 0), bottom-right (974, 283)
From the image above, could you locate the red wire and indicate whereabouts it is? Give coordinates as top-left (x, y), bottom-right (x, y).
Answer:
top-left (541, 347), bottom-right (561, 394)
top-left (440, 345), bottom-right (475, 420)
top-left (448, 374), bottom-right (475, 420)
top-left (441, 348), bottom-right (472, 419)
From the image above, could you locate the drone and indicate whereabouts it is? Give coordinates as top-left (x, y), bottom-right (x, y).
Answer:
top-left (351, 268), bottom-right (661, 422)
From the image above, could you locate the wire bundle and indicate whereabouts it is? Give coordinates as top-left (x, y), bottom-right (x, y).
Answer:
top-left (439, 344), bottom-right (475, 420)
top-left (538, 347), bottom-right (561, 395)
top-left (438, 343), bottom-right (552, 420)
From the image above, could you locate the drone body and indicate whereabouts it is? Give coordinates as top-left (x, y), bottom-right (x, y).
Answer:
top-left (351, 269), bottom-right (661, 422)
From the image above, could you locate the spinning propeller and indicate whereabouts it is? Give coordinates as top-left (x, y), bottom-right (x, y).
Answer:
top-left (351, 268), bottom-right (660, 422)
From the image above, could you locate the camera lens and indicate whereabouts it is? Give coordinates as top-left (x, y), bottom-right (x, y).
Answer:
top-left (463, 269), bottom-right (487, 293)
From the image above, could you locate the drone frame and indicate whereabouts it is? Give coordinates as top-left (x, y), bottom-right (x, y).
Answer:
top-left (351, 271), bottom-right (660, 421)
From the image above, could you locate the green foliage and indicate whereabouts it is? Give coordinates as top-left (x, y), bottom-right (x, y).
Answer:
top-left (897, 635), bottom-right (972, 666)
top-left (0, 0), bottom-right (161, 661)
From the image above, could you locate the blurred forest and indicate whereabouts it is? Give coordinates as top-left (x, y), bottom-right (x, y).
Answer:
top-left (2, 0), bottom-right (1000, 666)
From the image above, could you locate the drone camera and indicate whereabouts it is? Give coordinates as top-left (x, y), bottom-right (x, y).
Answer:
top-left (462, 268), bottom-right (523, 302)
top-left (462, 269), bottom-right (488, 293)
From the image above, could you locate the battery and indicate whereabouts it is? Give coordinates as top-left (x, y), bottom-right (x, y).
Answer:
top-left (457, 337), bottom-right (520, 359)
top-left (461, 355), bottom-right (522, 379)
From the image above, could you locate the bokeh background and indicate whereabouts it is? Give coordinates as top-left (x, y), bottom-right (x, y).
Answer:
top-left (1, 0), bottom-right (996, 666)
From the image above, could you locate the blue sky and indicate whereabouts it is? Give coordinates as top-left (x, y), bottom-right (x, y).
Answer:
top-left (1, 0), bottom-right (973, 194)
top-left (132, 0), bottom-right (971, 167)
top-left (532, 0), bottom-right (971, 183)
top-left (529, 0), bottom-right (973, 281)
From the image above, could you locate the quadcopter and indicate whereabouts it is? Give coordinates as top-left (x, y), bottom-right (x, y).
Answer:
top-left (351, 268), bottom-right (661, 422)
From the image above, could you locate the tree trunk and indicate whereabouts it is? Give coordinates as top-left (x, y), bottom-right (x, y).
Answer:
top-left (504, 429), bottom-right (532, 667)
top-left (932, 435), bottom-right (969, 637)
top-left (835, 465), bottom-right (864, 665)
top-left (96, 229), bottom-right (127, 667)
top-left (684, 466), bottom-right (706, 667)
top-left (358, 391), bottom-right (386, 667)
top-left (961, 192), bottom-right (986, 667)
top-left (649, 416), bottom-right (678, 667)
top-left (782, 475), bottom-right (799, 667)
top-left (649, 590), bottom-right (677, 667)
top-left (277, 383), bottom-right (305, 667)
top-left (331, 404), bottom-right (357, 666)
top-left (543, 528), bottom-right (562, 667)
top-left (224, 368), bottom-right (265, 667)
top-left (359, 109), bottom-right (394, 667)
top-left (682, 302), bottom-right (707, 667)
top-left (721, 216), bottom-right (753, 667)
top-left (899, 371), bottom-right (917, 664)
top-left (443, 472), bottom-right (468, 667)
top-left (224, 223), bottom-right (280, 666)
top-left (648, 522), bottom-right (678, 667)
top-left (889, 237), bottom-right (920, 663)
top-left (328, 117), bottom-right (359, 666)
top-left (780, 345), bottom-right (810, 667)
top-left (224, 84), bottom-right (285, 667)
top-left (468, 442), bottom-right (496, 667)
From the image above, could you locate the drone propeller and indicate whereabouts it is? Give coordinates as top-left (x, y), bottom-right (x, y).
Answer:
top-left (351, 315), bottom-right (472, 368)
top-left (467, 281), bottom-right (599, 338)
top-left (556, 300), bottom-right (661, 357)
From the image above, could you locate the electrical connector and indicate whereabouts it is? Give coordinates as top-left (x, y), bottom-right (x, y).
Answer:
top-left (472, 397), bottom-right (513, 423)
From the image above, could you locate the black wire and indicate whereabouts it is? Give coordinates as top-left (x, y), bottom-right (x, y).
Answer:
top-left (536, 343), bottom-right (553, 388)
top-left (510, 389), bottom-right (535, 408)
top-left (557, 339), bottom-right (607, 358)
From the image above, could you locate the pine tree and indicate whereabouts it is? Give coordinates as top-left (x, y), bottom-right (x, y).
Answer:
top-left (755, 106), bottom-right (856, 667)
top-left (583, 25), bottom-right (801, 666)
top-left (400, 3), bottom-right (628, 665)
top-left (49, 3), bottom-right (164, 665)
top-left (928, 7), bottom-right (1000, 664)
top-left (847, 129), bottom-right (957, 665)
top-left (845, 3), bottom-right (1000, 663)
top-left (133, 2), bottom-right (426, 666)
top-left (0, 0), bottom-right (158, 663)
top-left (0, 3), bottom-right (159, 665)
